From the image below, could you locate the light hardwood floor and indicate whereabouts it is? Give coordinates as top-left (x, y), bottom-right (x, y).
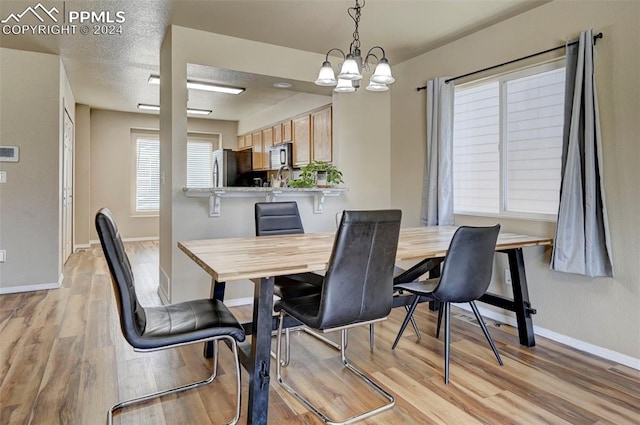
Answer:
top-left (1, 241), bottom-right (638, 424)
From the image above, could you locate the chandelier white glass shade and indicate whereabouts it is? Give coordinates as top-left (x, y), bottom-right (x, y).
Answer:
top-left (338, 54), bottom-right (363, 81)
top-left (370, 58), bottom-right (395, 84)
top-left (365, 80), bottom-right (389, 92)
top-left (334, 78), bottom-right (356, 93)
top-left (314, 0), bottom-right (395, 93)
top-left (315, 61), bottom-right (338, 86)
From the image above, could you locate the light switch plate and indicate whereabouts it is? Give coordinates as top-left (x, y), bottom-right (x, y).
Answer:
top-left (0, 171), bottom-right (6, 183)
top-left (504, 268), bottom-right (512, 285)
top-left (0, 250), bottom-right (6, 263)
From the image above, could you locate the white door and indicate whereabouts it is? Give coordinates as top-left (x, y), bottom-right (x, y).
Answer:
top-left (62, 109), bottom-right (74, 264)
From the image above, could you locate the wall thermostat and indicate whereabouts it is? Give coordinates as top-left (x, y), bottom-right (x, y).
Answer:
top-left (0, 146), bottom-right (19, 162)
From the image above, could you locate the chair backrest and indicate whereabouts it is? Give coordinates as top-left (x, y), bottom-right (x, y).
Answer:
top-left (95, 208), bottom-right (147, 346)
top-left (255, 202), bottom-right (304, 236)
top-left (432, 225), bottom-right (501, 303)
top-left (317, 210), bottom-right (402, 329)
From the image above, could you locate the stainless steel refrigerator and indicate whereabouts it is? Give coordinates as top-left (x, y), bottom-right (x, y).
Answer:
top-left (212, 149), bottom-right (252, 187)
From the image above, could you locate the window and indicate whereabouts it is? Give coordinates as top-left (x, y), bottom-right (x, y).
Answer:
top-left (186, 140), bottom-right (214, 188)
top-left (132, 132), bottom-right (218, 213)
top-left (453, 62), bottom-right (565, 219)
top-left (135, 137), bottom-right (160, 213)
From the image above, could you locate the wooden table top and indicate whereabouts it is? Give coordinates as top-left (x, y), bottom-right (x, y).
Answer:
top-left (178, 226), bottom-right (553, 282)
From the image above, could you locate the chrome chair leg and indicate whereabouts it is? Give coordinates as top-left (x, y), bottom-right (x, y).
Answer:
top-left (271, 327), bottom-right (293, 367)
top-left (272, 325), bottom-right (342, 368)
top-left (303, 327), bottom-right (342, 350)
top-left (276, 312), bottom-right (395, 425)
top-left (107, 336), bottom-right (241, 425)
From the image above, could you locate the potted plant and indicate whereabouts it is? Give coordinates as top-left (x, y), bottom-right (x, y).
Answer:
top-left (288, 160), bottom-right (344, 188)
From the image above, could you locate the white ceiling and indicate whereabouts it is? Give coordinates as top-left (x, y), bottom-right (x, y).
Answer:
top-left (0, 0), bottom-right (550, 121)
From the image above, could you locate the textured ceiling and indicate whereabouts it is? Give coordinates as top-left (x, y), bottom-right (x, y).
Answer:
top-left (0, 0), bottom-right (550, 120)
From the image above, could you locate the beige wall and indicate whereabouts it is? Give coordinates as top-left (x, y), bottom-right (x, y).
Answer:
top-left (391, 1), bottom-right (640, 360)
top-left (160, 26), bottom-right (391, 303)
top-left (74, 104), bottom-right (91, 247)
top-left (88, 109), bottom-right (237, 242)
top-left (0, 48), bottom-right (62, 290)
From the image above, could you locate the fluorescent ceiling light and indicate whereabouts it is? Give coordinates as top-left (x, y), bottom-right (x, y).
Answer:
top-left (148, 75), bottom-right (245, 95)
top-left (137, 104), bottom-right (212, 116)
top-left (186, 108), bottom-right (213, 115)
top-left (138, 103), bottom-right (160, 111)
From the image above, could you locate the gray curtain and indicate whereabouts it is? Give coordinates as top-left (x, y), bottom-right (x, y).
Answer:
top-left (421, 77), bottom-right (454, 226)
top-left (551, 30), bottom-right (613, 277)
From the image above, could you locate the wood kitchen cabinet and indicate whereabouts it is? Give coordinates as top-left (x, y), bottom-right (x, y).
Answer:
top-left (239, 106), bottom-right (331, 170)
top-left (252, 131), bottom-right (263, 170)
top-left (312, 106), bottom-right (332, 162)
top-left (282, 120), bottom-right (293, 142)
top-left (262, 127), bottom-right (273, 169)
top-left (273, 123), bottom-right (282, 145)
top-left (237, 134), bottom-right (248, 149)
top-left (292, 114), bottom-right (311, 166)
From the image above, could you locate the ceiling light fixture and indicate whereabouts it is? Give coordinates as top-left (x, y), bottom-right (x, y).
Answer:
top-left (315, 0), bottom-right (395, 93)
top-left (185, 107), bottom-right (213, 116)
top-left (148, 75), bottom-right (245, 95)
top-left (137, 103), bottom-right (212, 116)
top-left (137, 103), bottom-right (160, 111)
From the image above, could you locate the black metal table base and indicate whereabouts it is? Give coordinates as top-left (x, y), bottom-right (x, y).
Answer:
top-left (204, 247), bottom-right (537, 425)
top-left (205, 276), bottom-right (280, 425)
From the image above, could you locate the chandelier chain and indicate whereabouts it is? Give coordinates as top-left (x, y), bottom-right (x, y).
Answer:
top-left (348, 0), bottom-right (363, 53)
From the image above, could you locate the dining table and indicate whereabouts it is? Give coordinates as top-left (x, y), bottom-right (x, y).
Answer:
top-left (178, 225), bottom-right (552, 425)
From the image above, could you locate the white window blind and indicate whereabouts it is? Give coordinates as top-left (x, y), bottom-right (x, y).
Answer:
top-left (453, 81), bottom-right (500, 214)
top-left (453, 63), bottom-right (565, 218)
top-left (505, 68), bottom-right (564, 214)
top-left (135, 138), bottom-right (160, 212)
top-left (134, 136), bottom-right (215, 212)
top-left (186, 140), bottom-right (214, 188)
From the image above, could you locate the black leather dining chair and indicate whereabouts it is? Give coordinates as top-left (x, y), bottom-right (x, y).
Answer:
top-left (392, 225), bottom-right (503, 384)
top-left (274, 209), bottom-right (402, 424)
top-left (254, 202), bottom-right (324, 299)
top-left (95, 208), bottom-right (245, 425)
top-left (254, 202), bottom-right (327, 365)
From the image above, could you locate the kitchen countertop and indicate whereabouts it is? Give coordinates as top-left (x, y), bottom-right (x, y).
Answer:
top-left (183, 186), bottom-right (348, 193)
top-left (182, 186), bottom-right (348, 216)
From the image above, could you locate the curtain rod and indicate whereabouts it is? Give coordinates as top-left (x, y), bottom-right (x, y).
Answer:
top-left (416, 32), bottom-right (603, 91)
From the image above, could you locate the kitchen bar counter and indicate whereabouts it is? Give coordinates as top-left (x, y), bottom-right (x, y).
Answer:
top-left (183, 186), bottom-right (348, 217)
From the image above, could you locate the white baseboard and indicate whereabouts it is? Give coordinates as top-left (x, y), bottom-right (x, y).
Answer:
top-left (74, 243), bottom-right (91, 251)
top-left (89, 236), bottom-right (159, 245)
top-left (0, 281), bottom-right (61, 294)
top-left (123, 236), bottom-right (159, 242)
top-left (223, 296), bottom-right (255, 307)
top-left (456, 303), bottom-right (640, 371)
top-left (157, 285), bottom-right (170, 305)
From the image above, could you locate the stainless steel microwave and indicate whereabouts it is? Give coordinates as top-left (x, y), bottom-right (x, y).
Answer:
top-left (269, 142), bottom-right (293, 169)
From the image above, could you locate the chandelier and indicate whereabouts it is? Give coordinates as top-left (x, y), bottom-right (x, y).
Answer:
top-left (314, 0), bottom-right (395, 93)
